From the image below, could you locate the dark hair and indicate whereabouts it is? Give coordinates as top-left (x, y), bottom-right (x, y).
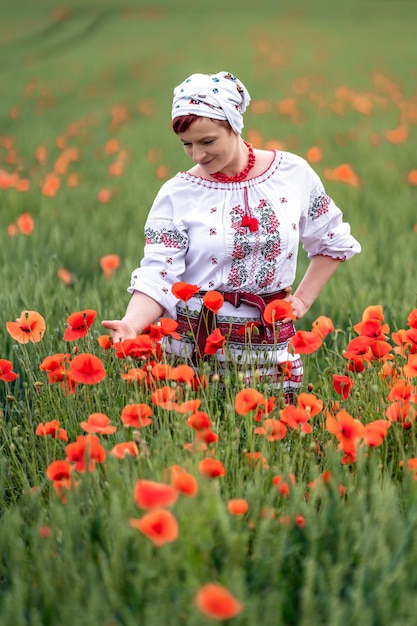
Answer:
top-left (172, 114), bottom-right (232, 135)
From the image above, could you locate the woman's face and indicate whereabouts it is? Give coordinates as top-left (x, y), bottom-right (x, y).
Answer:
top-left (178, 117), bottom-right (239, 175)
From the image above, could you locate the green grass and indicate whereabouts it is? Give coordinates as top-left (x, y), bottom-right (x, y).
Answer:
top-left (1, 0), bottom-right (417, 624)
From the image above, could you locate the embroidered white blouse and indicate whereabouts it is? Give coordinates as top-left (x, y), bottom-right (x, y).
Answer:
top-left (128, 150), bottom-right (361, 320)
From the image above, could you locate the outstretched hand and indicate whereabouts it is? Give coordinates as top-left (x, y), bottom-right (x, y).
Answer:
top-left (101, 319), bottom-right (138, 343)
top-left (284, 294), bottom-right (310, 321)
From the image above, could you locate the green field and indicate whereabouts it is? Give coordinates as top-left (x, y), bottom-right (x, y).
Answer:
top-left (1, 1), bottom-right (417, 624)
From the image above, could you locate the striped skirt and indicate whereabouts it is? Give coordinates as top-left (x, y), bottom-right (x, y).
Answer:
top-left (163, 304), bottom-right (303, 402)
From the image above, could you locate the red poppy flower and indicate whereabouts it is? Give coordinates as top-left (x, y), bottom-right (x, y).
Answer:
top-left (100, 254), bottom-right (121, 280)
top-left (142, 325), bottom-right (162, 343)
top-left (39, 352), bottom-right (72, 385)
top-left (129, 509), bottom-right (179, 546)
top-left (404, 354), bottom-right (417, 379)
top-left (69, 353), bottom-right (106, 385)
top-left (385, 401), bottom-right (416, 427)
top-left (39, 353), bottom-right (71, 374)
top-left (263, 299), bottom-right (295, 324)
top-left (80, 412), bottom-right (116, 435)
top-left (46, 460), bottom-right (73, 482)
top-left (245, 451), bottom-right (268, 469)
top-left (369, 338), bottom-right (393, 359)
top-left (110, 441), bottom-right (139, 459)
top-left (113, 334), bottom-right (158, 360)
top-left (63, 309), bottom-right (96, 341)
top-left (6, 310), bottom-right (46, 344)
top-left (175, 471), bottom-right (199, 496)
top-left (175, 398), bottom-right (201, 414)
top-left (297, 392), bottom-right (323, 416)
top-left (273, 473), bottom-right (296, 496)
top-left (121, 403), bottom-right (152, 428)
top-left (408, 309), bottom-right (417, 330)
top-left (194, 584), bottom-right (243, 621)
top-left (65, 434), bottom-right (106, 472)
top-left (0, 359), bottom-right (18, 382)
top-left (159, 317), bottom-right (181, 339)
top-left (151, 386), bottom-right (178, 409)
top-left (332, 374), bottom-right (354, 399)
top-left (364, 420), bottom-right (390, 447)
top-left (353, 318), bottom-right (389, 339)
top-left (392, 329), bottom-right (417, 357)
top-left (387, 379), bottom-right (417, 403)
top-left (311, 315), bottom-right (334, 339)
top-left (227, 499), bottom-right (249, 516)
top-left (234, 388), bottom-right (266, 415)
top-left (16, 212), bottom-right (34, 235)
top-left (121, 368), bottom-right (147, 384)
top-left (198, 458), bottom-right (226, 478)
top-left (253, 396), bottom-right (276, 422)
top-left (57, 268), bottom-right (73, 285)
top-left (134, 479), bottom-right (178, 510)
top-left (204, 328), bottom-right (227, 355)
top-left (295, 515), bottom-right (306, 528)
top-left (196, 428), bottom-right (219, 445)
top-left (149, 363), bottom-right (173, 381)
top-left (165, 466), bottom-right (199, 497)
top-left (289, 330), bottom-right (322, 354)
top-left (203, 291), bottom-right (224, 314)
top-left (36, 419), bottom-right (68, 441)
top-left (169, 364), bottom-right (195, 383)
top-left (97, 334), bottom-right (113, 350)
top-left (280, 405), bottom-right (312, 433)
top-left (326, 409), bottom-right (365, 457)
top-left (255, 418), bottom-right (287, 440)
top-left (404, 458), bottom-right (417, 480)
top-left (306, 146), bottom-right (323, 164)
top-left (277, 360), bottom-right (293, 380)
top-left (360, 305), bottom-right (385, 322)
top-left (186, 411), bottom-right (211, 431)
top-left (345, 354), bottom-right (368, 373)
top-left (144, 318), bottom-right (181, 341)
top-left (171, 282), bottom-right (200, 302)
top-left (324, 163), bottom-right (361, 188)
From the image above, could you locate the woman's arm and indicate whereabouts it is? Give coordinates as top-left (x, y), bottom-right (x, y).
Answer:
top-left (102, 291), bottom-right (164, 342)
top-left (287, 255), bottom-right (341, 319)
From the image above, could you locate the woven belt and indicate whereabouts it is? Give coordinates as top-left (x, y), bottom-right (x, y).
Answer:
top-left (193, 289), bottom-right (288, 359)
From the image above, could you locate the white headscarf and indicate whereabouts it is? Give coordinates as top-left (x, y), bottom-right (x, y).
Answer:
top-left (171, 71), bottom-right (251, 135)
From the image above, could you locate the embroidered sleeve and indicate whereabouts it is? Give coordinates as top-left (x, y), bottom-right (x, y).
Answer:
top-left (299, 172), bottom-right (361, 261)
top-left (128, 188), bottom-right (189, 317)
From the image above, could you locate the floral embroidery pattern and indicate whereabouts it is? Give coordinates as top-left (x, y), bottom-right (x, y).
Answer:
top-left (144, 227), bottom-right (187, 249)
top-left (227, 198), bottom-right (282, 290)
top-left (308, 193), bottom-right (330, 221)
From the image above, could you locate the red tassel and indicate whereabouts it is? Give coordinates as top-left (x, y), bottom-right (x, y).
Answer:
top-left (241, 215), bottom-right (259, 232)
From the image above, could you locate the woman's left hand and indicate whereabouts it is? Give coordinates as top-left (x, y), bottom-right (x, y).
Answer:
top-left (284, 293), bottom-right (310, 321)
top-left (289, 295), bottom-right (310, 319)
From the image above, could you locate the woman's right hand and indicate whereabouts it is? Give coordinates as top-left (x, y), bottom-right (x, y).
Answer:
top-left (101, 319), bottom-right (138, 343)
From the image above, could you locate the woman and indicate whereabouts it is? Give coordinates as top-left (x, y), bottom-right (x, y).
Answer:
top-left (102, 71), bottom-right (361, 402)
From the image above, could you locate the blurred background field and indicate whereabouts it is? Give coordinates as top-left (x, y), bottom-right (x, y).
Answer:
top-left (0, 0), bottom-right (416, 337)
top-left (1, 2), bottom-right (417, 625)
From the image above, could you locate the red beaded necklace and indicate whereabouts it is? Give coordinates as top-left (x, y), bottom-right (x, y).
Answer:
top-left (211, 141), bottom-right (255, 183)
